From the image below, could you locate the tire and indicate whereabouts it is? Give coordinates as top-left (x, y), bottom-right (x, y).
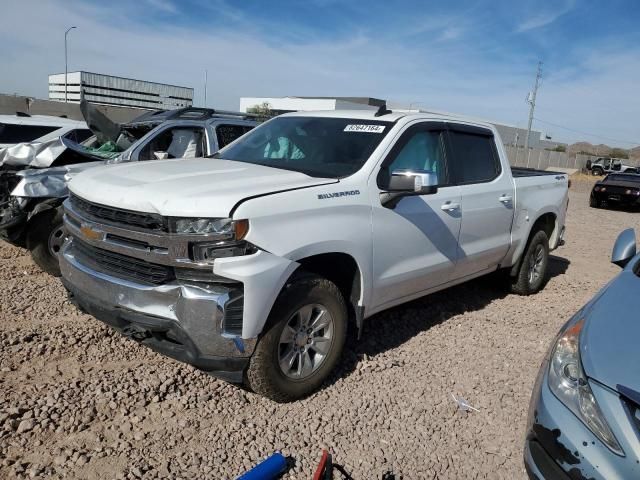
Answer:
top-left (26, 207), bottom-right (65, 277)
top-left (245, 273), bottom-right (348, 402)
top-left (591, 168), bottom-right (604, 176)
top-left (589, 195), bottom-right (600, 208)
top-left (510, 230), bottom-right (550, 296)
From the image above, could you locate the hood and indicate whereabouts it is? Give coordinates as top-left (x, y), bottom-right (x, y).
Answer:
top-left (11, 162), bottom-right (104, 198)
top-left (0, 136), bottom-right (118, 169)
top-left (581, 266), bottom-right (640, 393)
top-left (69, 157), bottom-right (337, 217)
top-left (0, 137), bottom-right (68, 168)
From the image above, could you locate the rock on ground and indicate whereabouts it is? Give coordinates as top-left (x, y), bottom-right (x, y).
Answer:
top-left (1, 179), bottom-right (638, 479)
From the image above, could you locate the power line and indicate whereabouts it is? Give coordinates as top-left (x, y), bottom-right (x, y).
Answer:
top-left (533, 117), bottom-right (640, 147)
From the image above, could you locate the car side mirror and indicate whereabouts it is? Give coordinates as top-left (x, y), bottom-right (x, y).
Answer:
top-left (611, 228), bottom-right (636, 268)
top-left (380, 169), bottom-right (438, 208)
top-left (388, 169), bottom-right (438, 195)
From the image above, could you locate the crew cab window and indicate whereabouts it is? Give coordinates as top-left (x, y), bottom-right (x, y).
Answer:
top-left (448, 130), bottom-right (500, 184)
top-left (63, 128), bottom-right (93, 144)
top-left (0, 123), bottom-right (59, 143)
top-left (138, 127), bottom-right (205, 160)
top-left (386, 131), bottom-right (445, 176)
top-left (216, 124), bottom-right (254, 148)
top-left (215, 117), bottom-right (392, 178)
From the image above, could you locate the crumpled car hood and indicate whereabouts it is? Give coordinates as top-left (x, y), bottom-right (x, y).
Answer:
top-left (580, 266), bottom-right (640, 393)
top-left (11, 162), bottom-right (104, 198)
top-left (68, 157), bottom-right (337, 218)
top-left (0, 137), bottom-right (68, 168)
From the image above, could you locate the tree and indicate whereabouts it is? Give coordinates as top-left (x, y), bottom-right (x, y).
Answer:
top-left (610, 148), bottom-right (629, 159)
top-left (247, 102), bottom-right (272, 117)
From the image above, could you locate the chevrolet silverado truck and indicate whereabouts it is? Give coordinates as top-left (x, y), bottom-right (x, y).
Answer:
top-left (59, 108), bottom-right (569, 402)
top-left (0, 108), bottom-right (257, 276)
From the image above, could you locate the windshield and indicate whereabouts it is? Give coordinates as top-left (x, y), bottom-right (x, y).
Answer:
top-left (607, 174), bottom-right (640, 182)
top-left (214, 116), bottom-right (393, 178)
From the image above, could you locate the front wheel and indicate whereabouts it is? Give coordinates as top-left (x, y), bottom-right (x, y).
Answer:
top-left (26, 207), bottom-right (65, 277)
top-left (589, 195), bottom-right (600, 208)
top-left (510, 230), bottom-right (549, 295)
top-left (245, 273), bottom-right (348, 402)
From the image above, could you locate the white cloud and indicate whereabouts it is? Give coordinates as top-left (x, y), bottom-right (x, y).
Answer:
top-left (516, 0), bottom-right (575, 33)
top-left (144, 0), bottom-right (177, 14)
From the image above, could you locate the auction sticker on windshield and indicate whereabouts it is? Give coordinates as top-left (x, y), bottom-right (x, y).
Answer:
top-left (344, 124), bottom-right (386, 133)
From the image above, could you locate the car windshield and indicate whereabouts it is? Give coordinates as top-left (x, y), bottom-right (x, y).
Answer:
top-left (213, 116), bottom-right (393, 178)
top-left (607, 174), bottom-right (640, 182)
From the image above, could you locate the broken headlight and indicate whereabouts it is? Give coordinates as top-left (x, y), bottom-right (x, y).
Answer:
top-left (170, 218), bottom-right (249, 238)
top-left (548, 316), bottom-right (624, 455)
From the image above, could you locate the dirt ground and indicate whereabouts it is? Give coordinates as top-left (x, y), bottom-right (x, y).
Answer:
top-left (1, 178), bottom-right (638, 479)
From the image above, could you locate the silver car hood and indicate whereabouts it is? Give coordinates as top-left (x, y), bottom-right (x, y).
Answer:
top-left (580, 267), bottom-right (640, 393)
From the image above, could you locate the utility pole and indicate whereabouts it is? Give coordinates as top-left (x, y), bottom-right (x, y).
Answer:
top-left (524, 61), bottom-right (542, 151)
top-left (204, 70), bottom-right (208, 107)
top-left (64, 26), bottom-right (77, 103)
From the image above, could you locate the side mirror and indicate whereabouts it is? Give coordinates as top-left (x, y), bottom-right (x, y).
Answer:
top-left (611, 228), bottom-right (636, 268)
top-left (388, 169), bottom-right (438, 195)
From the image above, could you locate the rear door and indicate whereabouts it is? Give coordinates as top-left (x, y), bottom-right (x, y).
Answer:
top-left (370, 121), bottom-right (462, 310)
top-left (129, 123), bottom-right (206, 161)
top-left (446, 125), bottom-right (515, 279)
top-left (212, 122), bottom-right (256, 152)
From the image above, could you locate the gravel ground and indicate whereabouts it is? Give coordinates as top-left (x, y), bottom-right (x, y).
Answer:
top-left (1, 179), bottom-right (639, 479)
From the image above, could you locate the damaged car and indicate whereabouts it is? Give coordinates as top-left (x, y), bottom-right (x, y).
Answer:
top-left (0, 104), bottom-right (259, 275)
top-left (0, 112), bottom-right (91, 149)
top-left (525, 228), bottom-right (640, 479)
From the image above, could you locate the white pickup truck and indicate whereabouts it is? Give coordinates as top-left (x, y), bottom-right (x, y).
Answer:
top-left (60, 109), bottom-right (569, 402)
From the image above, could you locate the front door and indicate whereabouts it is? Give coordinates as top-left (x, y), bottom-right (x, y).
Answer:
top-left (370, 122), bottom-right (462, 312)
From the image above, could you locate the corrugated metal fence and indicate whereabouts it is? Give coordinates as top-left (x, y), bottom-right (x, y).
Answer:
top-left (505, 146), bottom-right (640, 171)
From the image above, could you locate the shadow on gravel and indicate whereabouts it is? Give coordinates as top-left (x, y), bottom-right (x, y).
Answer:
top-left (327, 255), bottom-right (570, 387)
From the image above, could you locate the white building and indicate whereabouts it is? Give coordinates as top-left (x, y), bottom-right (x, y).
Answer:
top-left (48, 71), bottom-right (193, 110)
top-left (240, 96), bottom-right (384, 115)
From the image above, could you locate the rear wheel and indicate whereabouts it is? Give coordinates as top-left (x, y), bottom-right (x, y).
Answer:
top-left (245, 273), bottom-right (347, 402)
top-left (510, 230), bottom-right (549, 295)
top-left (26, 207), bottom-right (65, 277)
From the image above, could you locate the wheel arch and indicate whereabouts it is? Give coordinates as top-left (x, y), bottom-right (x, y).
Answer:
top-left (291, 252), bottom-right (364, 334)
top-left (510, 211), bottom-right (557, 276)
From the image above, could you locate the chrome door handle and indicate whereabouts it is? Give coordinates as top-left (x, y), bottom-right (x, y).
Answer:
top-left (499, 195), bottom-right (513, 203)
top-left (441, 202), bottom-right (460, 211)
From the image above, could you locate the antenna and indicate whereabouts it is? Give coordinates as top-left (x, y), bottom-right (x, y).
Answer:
top-left (374, 102), bottom-right (392, 117)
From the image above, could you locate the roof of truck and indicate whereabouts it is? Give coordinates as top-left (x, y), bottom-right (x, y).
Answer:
top-left (279, 109), bottom-right (494, 128)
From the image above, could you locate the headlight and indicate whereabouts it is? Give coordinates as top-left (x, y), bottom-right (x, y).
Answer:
top-left (172, 218), bottom-right (249, 238)
top-left (548, 317), bottom-right (624, 455)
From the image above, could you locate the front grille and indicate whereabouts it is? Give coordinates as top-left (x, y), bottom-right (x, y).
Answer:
top-left (70, 194), bottom-right (166, 232)
top-left (72, 238), bottom-right (175, 285)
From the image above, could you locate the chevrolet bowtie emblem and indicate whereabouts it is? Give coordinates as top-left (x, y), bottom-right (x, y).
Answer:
top-left (79, 224), bottom-right (103, 241)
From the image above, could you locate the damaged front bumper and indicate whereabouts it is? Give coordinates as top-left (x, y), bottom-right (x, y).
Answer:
top-left (525, 363), bottom-right (638, 479)
top-left (59, 238), bottom-right (256, 383)
top-left (0, 195), bottom-right (28, 245)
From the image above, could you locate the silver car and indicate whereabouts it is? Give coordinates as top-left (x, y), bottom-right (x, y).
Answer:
top-left (524, 228), bottom-right (640, 479)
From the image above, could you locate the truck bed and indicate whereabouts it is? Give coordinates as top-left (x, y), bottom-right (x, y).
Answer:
top-left (510, 166), bottom-right (563, 178)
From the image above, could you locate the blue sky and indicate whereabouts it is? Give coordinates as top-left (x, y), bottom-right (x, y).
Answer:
top-left (1, 0), bottom-right (639, 146)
